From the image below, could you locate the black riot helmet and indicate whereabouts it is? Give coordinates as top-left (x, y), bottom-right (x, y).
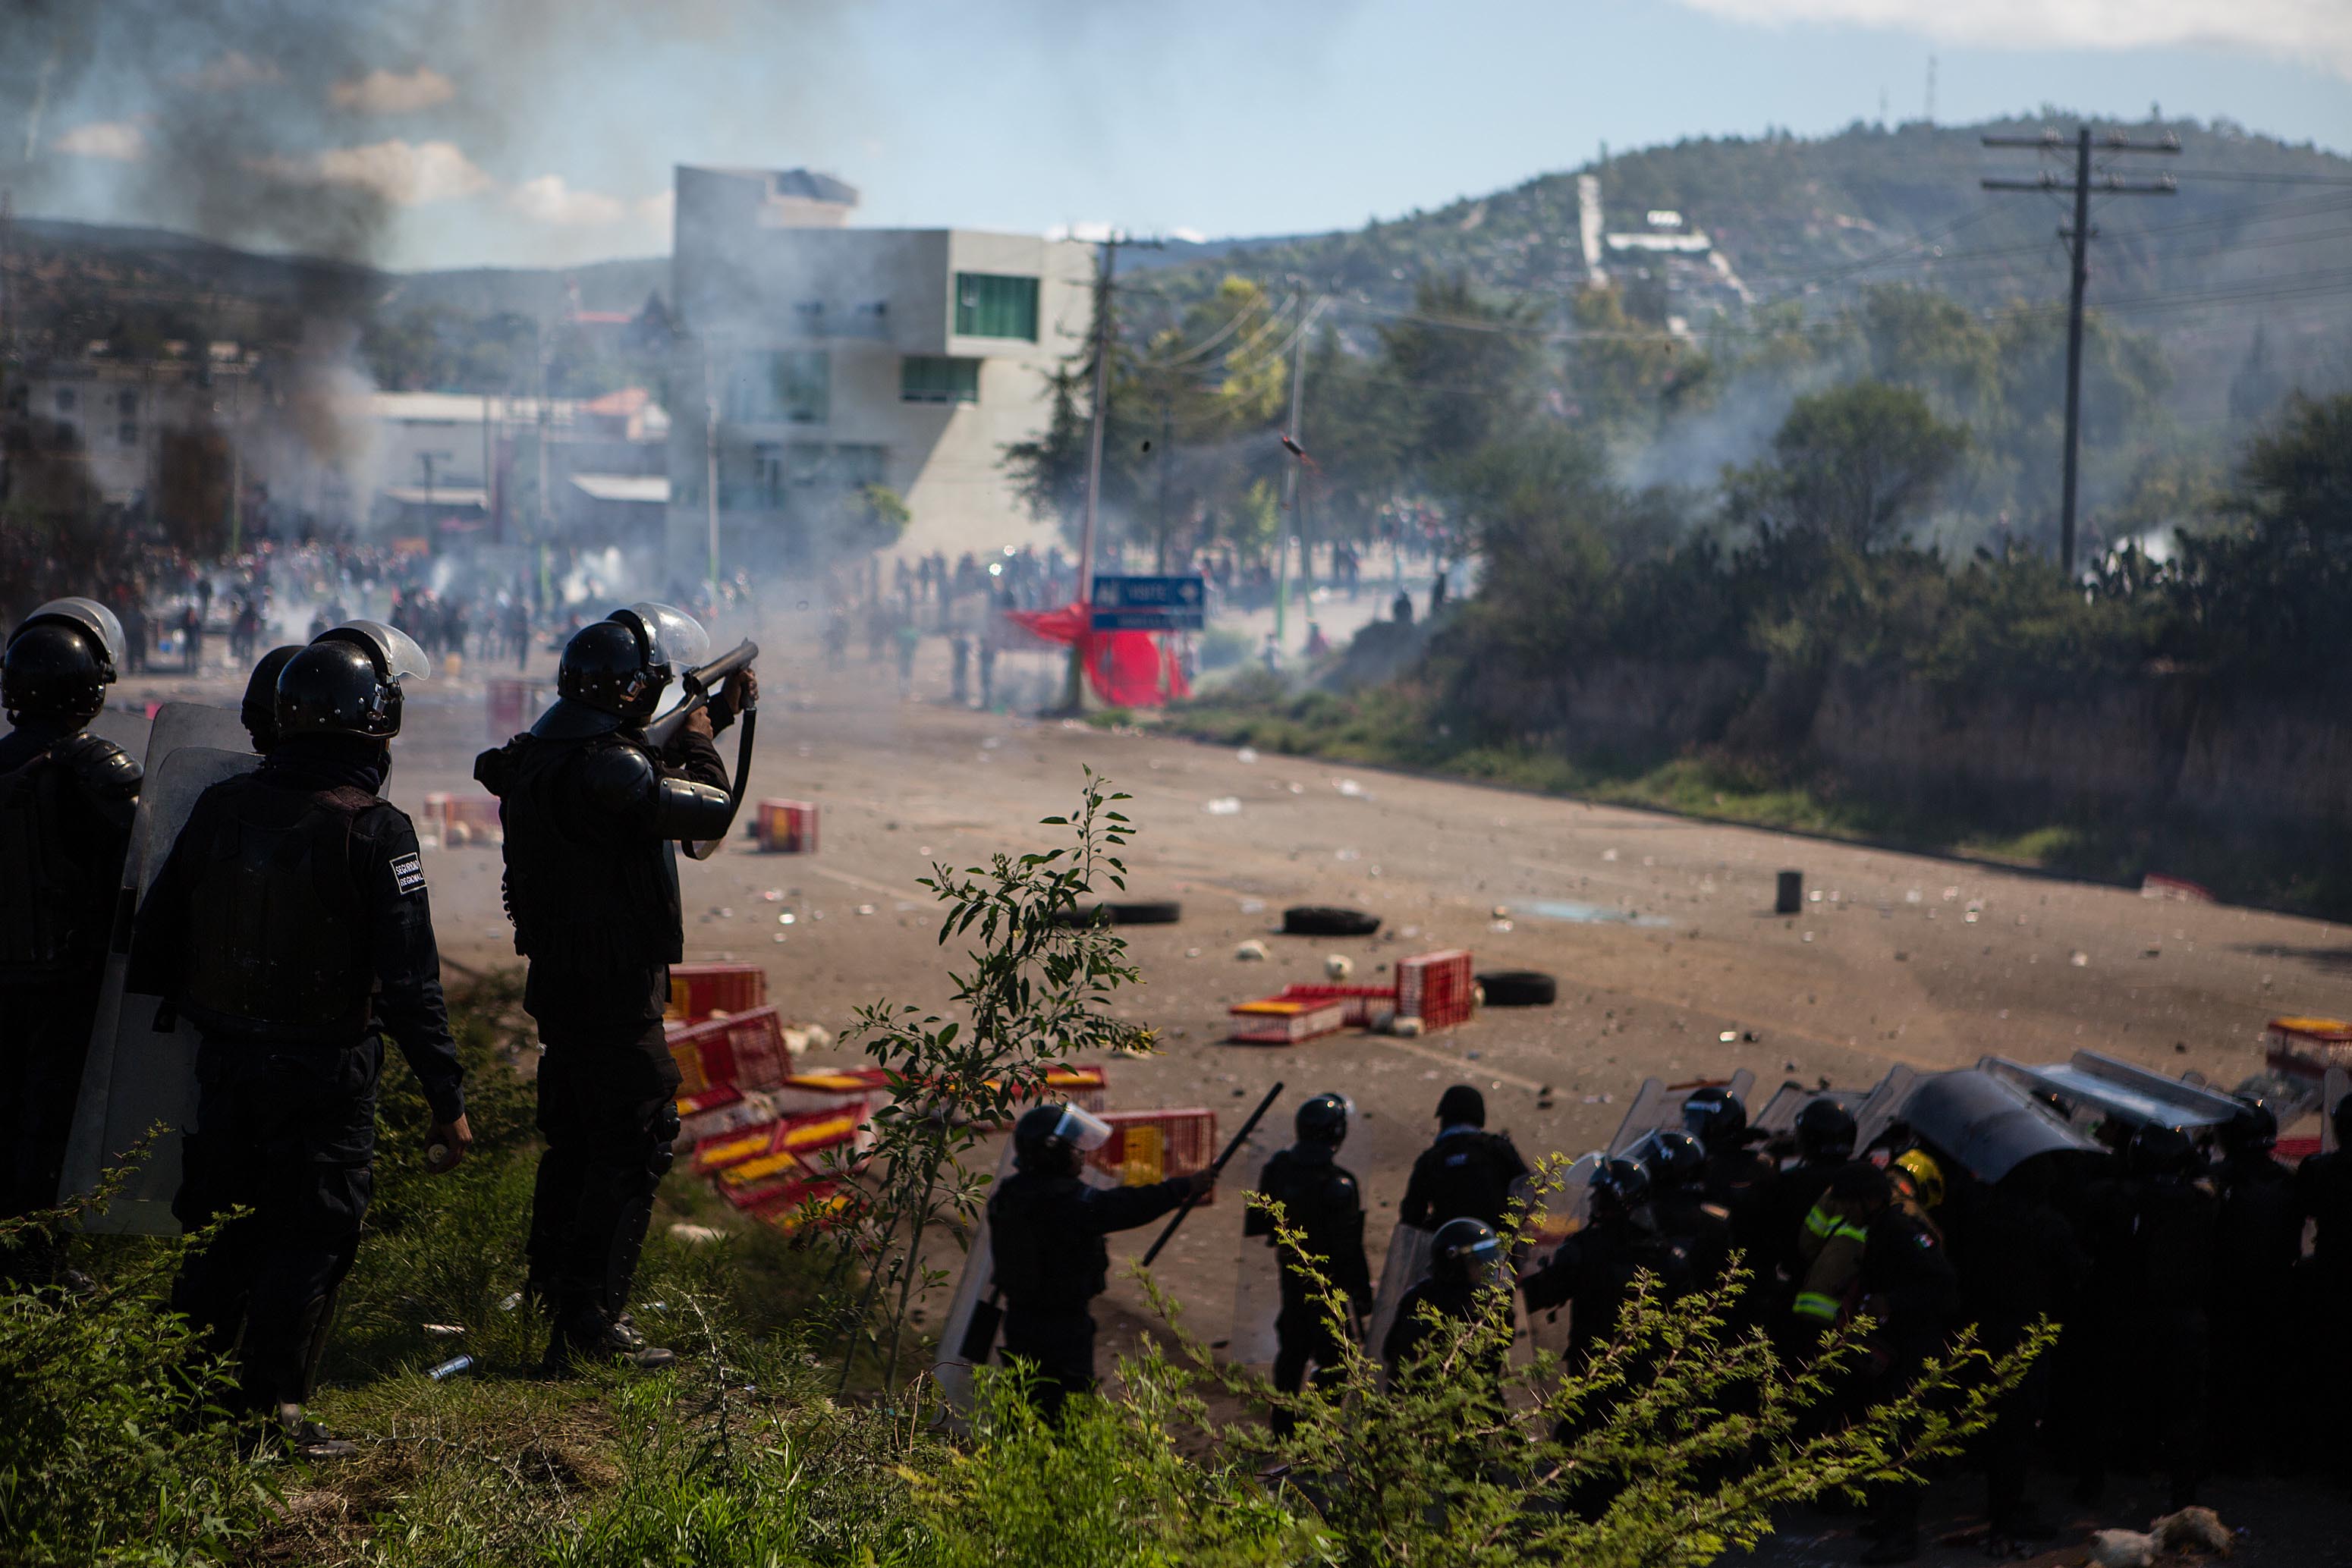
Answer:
top-left (1295, 1092), bottom-right (1351, 1149)
top-left (1794, 1098), bottom-right (1859, 1164)
top-left (1631, 1128), bottom-right (1708, 1192)
top-left (278, 620), bottom-right (428, 740)
top-left (1681, 1086), bottom-right (1748, 1152)
top-left (4, 597), bottom-right (126, 721)
top-left (557, 602), bottom-right (708, 722)
top-left (1435, 1084), bottom-right (1486, 1127)
top-left (241, 645), bottom-right (303, 753)
top-left (1011, 1101), bottom-right (1113, 1175)
top-left (2221, 1101), bottom-right (2278, 1158)
top-left (1429, 1216), bottom-right (1501, 1286)
top-left (1588, 1155), bottom-right (1653, 1218)
top-left (2126, 1123), bottom-right (2196, 1179)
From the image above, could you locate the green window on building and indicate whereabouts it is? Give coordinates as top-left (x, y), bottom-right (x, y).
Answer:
top-left (901, 355), bottom-right (980, 404)
top-left (953, 272), bottom-right (1039, 341)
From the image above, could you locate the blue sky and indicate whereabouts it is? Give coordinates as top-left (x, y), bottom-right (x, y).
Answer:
top-left (24, 0), bottom-right (2352, 270)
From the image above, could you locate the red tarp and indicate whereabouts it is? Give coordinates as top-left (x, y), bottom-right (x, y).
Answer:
top-left (1003, 603), bottom-right (1191, 709)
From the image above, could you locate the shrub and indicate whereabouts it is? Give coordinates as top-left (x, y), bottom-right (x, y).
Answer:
top-left (0, 1182), bottom-right (271, 1566)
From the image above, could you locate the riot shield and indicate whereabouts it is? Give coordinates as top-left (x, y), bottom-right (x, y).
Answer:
top-left (1851, 1065), bottom-right (1918, 1155)
top-left (932, 1140), bottom-right (1023, 1415)
top-left (1896, 1068), bottom-right (2102, 1185)
top-left (1363, 1220), bottom-right (1435, 1375)
top-left (1229, 1224), bottom-right (1284, 1366)
top-left (1517, 1151), bottom-right (1599, 1360)
top-left (62, 741), bottom-right (259, 1231)
top-left (1981, 1051), bottom-right (2245, 1142)
top-left (1605, 1069), bottom-right (1755, 1154)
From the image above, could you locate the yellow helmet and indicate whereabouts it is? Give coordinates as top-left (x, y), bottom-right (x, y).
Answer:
top-left (1893, 1149), bottom-right (1945, 1210)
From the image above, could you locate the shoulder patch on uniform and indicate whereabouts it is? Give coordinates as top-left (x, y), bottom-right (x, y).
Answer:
top-left (390, 850), bottom-right (426, 895)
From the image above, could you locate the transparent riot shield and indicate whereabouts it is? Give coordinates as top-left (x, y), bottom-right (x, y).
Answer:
top-left (1602, 1069), bottom-right (1755, 1155)
top-left (1517, 1150), bottom-right (1600, 1359)
top-left (63, 739), bottom-right (259, 1231)
top-left (932, 1140), bottom-right (1021, 1416)
top-left (1851, 1065), bottom-right (1918, 1155)
top-left (1363, 1220), bottom-right (1435, 1375)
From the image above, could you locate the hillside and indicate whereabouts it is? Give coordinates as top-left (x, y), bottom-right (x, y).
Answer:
top-left (1128, 115), bottom-right (2352, 417)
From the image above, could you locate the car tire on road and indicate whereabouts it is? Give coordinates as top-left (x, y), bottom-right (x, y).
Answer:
top-left (1052, 900), bottom-right (1184, 928)
top-left (1476, 969), bottom-right (1558, 1007)
top-left (1281, 905), bottom-right (1382, 938)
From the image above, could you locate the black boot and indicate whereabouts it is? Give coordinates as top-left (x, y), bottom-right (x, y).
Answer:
top-left (542, 1304), bottom-right (676, 1375)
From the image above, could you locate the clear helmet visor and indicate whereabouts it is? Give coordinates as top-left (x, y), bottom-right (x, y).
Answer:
top-left (1053, 1104), bottom-right (1115, 1152)
top-left (320, 619), bottom-right (431, 683)
top-left (624, 602), bottom-right (710, 673)
top-left (24, 597), bottom-right (127, 674)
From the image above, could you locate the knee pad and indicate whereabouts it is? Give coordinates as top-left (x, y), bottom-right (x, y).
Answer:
top-left (646, 1105), bottom-right (681, 1181)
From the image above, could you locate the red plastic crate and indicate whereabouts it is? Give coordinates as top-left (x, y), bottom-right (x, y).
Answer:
top-left (769, 1066), bottom-right (897, 1116)
top-left (748, 1178), bottom-right (852, 1233)
top-left (755, 799), bottom-right (819, 853)
top-left (665, 1005), bottom-right (789, 1091)
top-left (711, 1105), bottom-right (872, 1205)
top-left (668, 962), bottom-right (768, 1023)
top-left (1228, 997), bottom-right (1349, 1045)
top-left (1275, 983), bottom-right (1396, 1028)
top-left (1087, 1108), bottom-right (1218, 1199)
top-left (421, 791), bottom-right (504, 847)
top-left (1400, 949), bottom-right (1476, 1029)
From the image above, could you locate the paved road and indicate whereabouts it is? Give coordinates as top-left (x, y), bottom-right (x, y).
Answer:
top-left (104, 629), bottom-right (2352, 1565)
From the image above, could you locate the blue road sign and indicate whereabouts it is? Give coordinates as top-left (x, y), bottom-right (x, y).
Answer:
top-left (1090, 574), bottom-right (1206, 631)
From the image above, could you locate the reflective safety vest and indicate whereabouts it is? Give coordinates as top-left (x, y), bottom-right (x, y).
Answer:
top-left (1792, 1199), bottom-right (1871, 1324)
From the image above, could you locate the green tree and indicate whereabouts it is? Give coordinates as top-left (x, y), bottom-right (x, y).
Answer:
top-left (1728, 381), bottom-right (1967, 552)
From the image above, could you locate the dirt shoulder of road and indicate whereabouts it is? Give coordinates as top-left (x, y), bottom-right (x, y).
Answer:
top-left (1146, 688), bottom-right (2352, 925)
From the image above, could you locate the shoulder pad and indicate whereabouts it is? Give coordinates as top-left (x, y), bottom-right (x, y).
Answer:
top-left (575, 740), bottom-right (659, 814)
top-left (59, 733), bottom-right (143, 801)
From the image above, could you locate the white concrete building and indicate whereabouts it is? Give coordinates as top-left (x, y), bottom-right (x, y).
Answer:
top-left (665, 165), bottom-right (1091, 577)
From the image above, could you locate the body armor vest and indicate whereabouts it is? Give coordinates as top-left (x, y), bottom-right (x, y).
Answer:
top-left (989, 1171), bottom-right (1105, 1312)
top-left (491, 733), bottom-right (681, 973)
top-left (181, 779), bottom-right (375, 1040)
top-left (0, 735), bottom-right (118, 978)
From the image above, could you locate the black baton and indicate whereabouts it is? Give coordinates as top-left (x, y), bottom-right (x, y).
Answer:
top-left (1140, 1081), bottom-right (1284, 1268)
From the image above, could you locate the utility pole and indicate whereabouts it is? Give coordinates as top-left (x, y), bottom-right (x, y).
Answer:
top-left (1076, 234), bottom-right (1119, 607)
top-left (536, 324), bottom-right (553, 611)
top-left (1061, 232), bottom-right (1127, 713)
top-left (1983, 125), bottom-right (2177, 576)
top-left (1276, 297), bottom-right (1328, 653)
top-left (1155, 395), bottom-right (1173, 573)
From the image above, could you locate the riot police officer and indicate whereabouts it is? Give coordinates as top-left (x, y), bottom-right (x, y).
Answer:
top-left (2209, 1103), bottom-right (2301, 1475)
top-left (128, 621), bottom-right (469, 1456)
top-left (1764, 1098), bottom-right (1870, 1287)
top-left (1682, 1086), bottom-right (1779, 1264)
top-left (0, 599), bottom-right (142, 1237)
top-left (1382, 1214), bottom-right (1511, 1382)
top-left (2293, 1092), bottom-right (2352, 1486)
top-left (240, 645), bottom-right (302, 754)
top-left (1398, 1085), bottom-right (1530, 1231)
top-left (474, 603), bottom-right (750, 1373)
top-left (2075, 1124), bottom-right (2217, 1510)
top-left (1244, 1092), bottom-right (1374, 1433)
top-left (1522, 1155), bottom-right (1696, 1365)
top-left (987, 1102), bottom-right (1212, 1419)
top-left (1850, 1161), bottom-right (1961, 1566)
top-left (1627, 1127), bottom-right (1734, 1284)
